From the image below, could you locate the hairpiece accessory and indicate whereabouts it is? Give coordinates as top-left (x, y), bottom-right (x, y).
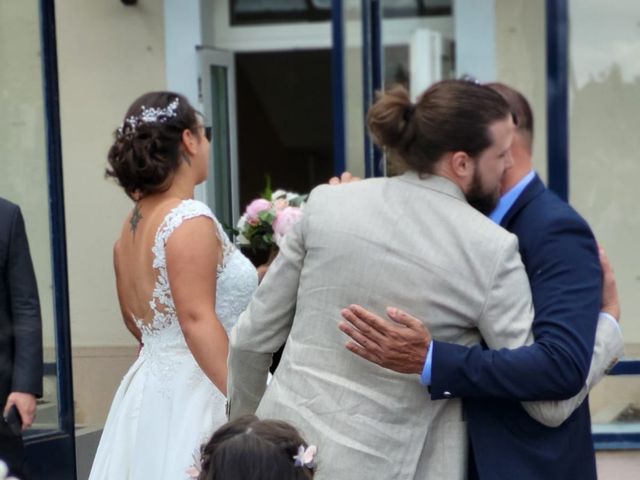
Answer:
top-left (403, 104), bottom-right (416, 122)
top-left (118, 98), bottom-right (180, 134)
top-left (293, 444), bottom-right (317, 469)
top-left (459, 74), bottom-right (480, 85)
top-left (185, 449), bottom-right (202, 479)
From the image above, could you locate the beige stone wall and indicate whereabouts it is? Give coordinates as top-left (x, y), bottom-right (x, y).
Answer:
top-left (53, 0), bottom-right (167, 427)
top-left (55, 0), bottom-right (166, 348)
top-left (72, 346), bottom-right (139, 425)
top-left (495, 0), bottom-right (548, 182)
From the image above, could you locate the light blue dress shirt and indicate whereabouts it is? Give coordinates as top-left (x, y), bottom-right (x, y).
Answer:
top-left (420, 170), bottom-right (620, 385)
top-left (420, 171), bottom-right (535, 386)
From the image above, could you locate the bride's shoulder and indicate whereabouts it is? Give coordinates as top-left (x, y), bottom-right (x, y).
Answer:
top-left (174, 198), bottom-right (213, 215)
top-left (163, 199), bottom-right (216, 225)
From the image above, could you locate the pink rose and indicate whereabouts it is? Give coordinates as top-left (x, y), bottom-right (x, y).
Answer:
top-left (273, 207), bottom-right (303, 246)
top-left (245, 198), bottom-right (271, 224)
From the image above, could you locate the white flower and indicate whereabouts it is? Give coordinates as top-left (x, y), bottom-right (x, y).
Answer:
top-left (293, 444), bottom-right (317, 468)
top-left (0, 460), bottom-right (19, 480)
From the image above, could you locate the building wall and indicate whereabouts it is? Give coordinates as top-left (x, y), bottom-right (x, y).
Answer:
top-left (56, 0), bottom-right (166, 349)
top-left (55, 0), bottom-right (167, 423)
top-left (494, 0), bottom-right (548, 183)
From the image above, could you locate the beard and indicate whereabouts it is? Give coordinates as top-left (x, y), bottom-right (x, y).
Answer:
top-left (466, 170), bottom-right (500, 216)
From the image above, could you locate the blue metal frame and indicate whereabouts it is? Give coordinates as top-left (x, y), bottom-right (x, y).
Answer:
top-left (24, 0), bottom-right (78, 477)
top-left (330, 0), bottom-right (347, 175)
top-left (594, 433), bottom-right (640, 451)
top-left (608, 360), bottom-right (640, 376)
top-left (545, 0), bottom-right (569, 201)
top-left (361, 0), bottom-right (384, 178)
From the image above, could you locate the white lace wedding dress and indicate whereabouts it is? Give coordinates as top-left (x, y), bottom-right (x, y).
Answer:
top-left (89, 200), bottom-right (258, 480)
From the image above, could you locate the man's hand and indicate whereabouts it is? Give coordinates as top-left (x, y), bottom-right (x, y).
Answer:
top-left (328, 171), bottom-right (362, 185)
top-left (4, 392), bottom-right (37, 431)
top-left (338, 305), bottom-right (431, 374)
top-left (599, 245), bottom-right (620, 321)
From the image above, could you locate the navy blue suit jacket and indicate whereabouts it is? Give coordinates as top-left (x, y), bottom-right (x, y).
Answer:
top-left (0, 198), bottom-right (43, 406)
top-left (430, 175), bottom-right (602, 479)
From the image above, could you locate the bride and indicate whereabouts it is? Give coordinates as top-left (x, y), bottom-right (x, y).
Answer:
top-left (89, 92), bottom-right (257, 479)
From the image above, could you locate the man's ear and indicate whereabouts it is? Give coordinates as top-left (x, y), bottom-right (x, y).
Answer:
top-left (450, 151), bottom-right (473, 179)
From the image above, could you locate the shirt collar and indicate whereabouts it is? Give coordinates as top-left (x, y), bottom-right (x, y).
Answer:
top-left (489, 170), bottom-right (536, 224)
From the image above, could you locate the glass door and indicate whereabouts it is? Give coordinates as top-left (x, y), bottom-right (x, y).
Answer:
top-left (2, 0), bottom-right (76, 478)
top-left (198, 48), bottom-right (240, 232)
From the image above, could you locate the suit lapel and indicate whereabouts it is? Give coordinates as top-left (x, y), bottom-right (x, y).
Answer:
top-left (500, 174), bottom-right (546, 229)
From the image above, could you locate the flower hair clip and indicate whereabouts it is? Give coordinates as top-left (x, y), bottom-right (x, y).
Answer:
top-left (118, 98), bottom-right (180, 134)
top-left (293, 444), bottom-right (317, 469)
top-left (185, 448), bottom-right (202, 479)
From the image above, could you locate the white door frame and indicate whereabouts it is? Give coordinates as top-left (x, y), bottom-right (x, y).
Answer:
top-left (197, 47), bottom-right (240, 226)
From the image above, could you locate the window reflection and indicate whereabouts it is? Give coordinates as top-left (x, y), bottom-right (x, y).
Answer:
top-left (568, 0), bottom-right (640, 432)
top-left (0, 0), bottom-right (59, 434)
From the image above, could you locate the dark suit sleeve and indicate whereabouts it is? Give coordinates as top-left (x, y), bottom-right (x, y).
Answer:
top-left (7, 206), bottom-right (43, 397)
top-left (431, 215), bottom-right (601, 401)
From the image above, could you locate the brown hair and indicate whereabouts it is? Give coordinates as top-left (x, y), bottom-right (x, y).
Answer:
top-left (199, 415), bottom-right (314, 480)
top-left (106, 91), bottom-right (200, 199)
top-left (367, 80), bottom-right (512, 174)
top-left (485, 82), bottom-right (534, 148)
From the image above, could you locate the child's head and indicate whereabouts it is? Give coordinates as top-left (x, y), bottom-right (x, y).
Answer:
top-left (198, 415), bottom-right (316, 480)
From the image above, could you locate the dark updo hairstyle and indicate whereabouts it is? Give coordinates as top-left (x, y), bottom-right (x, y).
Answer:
top-left (367, 79), bottom-right (512, 175)
top-left (106, 91), bottom-right (200, 199)
top-left (198, 415), bottom-right (315, 480)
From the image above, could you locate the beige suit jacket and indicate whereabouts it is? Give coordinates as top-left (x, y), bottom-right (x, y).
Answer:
top-left (228, 172), bottom-right (541, 479)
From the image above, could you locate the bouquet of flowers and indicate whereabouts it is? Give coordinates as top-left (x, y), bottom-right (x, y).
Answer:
top-left (236, 188), bottom-right (307, 252)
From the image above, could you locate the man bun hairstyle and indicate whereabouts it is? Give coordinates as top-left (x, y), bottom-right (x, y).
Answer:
top-left (106, 91), bottom-right (200, 199)
top-left (367, 79), bottom-right (512, 174)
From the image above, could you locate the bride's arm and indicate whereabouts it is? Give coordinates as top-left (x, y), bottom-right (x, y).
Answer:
top-left (166, 216), bottom-right (229, 395)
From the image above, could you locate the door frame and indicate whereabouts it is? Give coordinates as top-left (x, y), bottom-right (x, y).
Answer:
top-left (197, 47), bottom-right (240, 228)
top-left (25, 1), bottom-right (77, 478)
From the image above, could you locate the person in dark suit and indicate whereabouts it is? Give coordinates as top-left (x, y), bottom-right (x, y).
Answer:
top-left (0, 197), bottom-right (43, 477)
top-left (338, 84), bottom-right (622, 479)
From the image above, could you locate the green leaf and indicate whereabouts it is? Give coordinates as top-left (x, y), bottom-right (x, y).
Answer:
top-left (261, 175), bottom-right (273, 200)
top-left (258, 209), bottom-right (276, 224)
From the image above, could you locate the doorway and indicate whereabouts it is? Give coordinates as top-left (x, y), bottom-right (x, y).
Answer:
top-left (235, 50), bottom-right (334, 209)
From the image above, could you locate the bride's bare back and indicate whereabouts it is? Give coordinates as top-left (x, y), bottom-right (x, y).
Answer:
top-left (113, 197), bottom-right (184, 338)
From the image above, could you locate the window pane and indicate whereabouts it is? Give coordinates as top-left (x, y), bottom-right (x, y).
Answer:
top-left (569, 0), bottom-right (640, 434)
top-left (0, 0), bottom-right (60, 433)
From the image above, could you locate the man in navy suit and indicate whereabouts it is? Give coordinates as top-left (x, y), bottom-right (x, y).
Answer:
top-left (0, 198), bottom-right (43, 477)
top-left (339, 84), bottom-right (622, 479)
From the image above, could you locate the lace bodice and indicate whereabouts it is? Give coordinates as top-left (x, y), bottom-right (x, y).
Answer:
top-left (135, 199), bottom-right (258, 352)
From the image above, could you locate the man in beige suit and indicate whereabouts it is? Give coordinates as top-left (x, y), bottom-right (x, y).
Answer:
top-left (228, 80), bottom-right (551, 479)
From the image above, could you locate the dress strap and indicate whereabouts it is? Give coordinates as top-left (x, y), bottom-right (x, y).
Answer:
top-left (152, 200), bottom-right (216, 269)
top-left (151, 199), bottom-right (235, 273)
